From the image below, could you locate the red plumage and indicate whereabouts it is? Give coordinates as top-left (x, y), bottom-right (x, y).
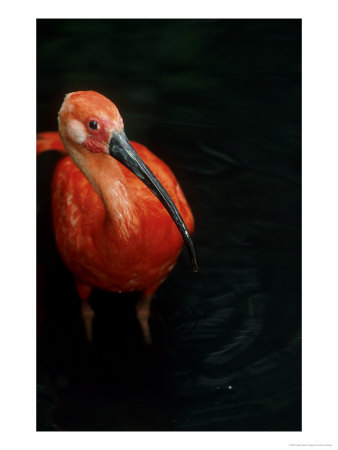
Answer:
top-left (37, 91), bottom-right (196, 343)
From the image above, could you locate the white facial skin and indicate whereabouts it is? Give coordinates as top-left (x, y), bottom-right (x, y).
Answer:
top-left (66, 119), bottom-right (87, 144)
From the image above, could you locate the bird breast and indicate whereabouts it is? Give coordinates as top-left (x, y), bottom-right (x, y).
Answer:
top-left (51, 153), bottom-right (187, 292)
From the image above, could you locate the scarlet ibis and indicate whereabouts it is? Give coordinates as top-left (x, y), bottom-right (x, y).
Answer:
top-left (37, 90), bottom-right (198, 343)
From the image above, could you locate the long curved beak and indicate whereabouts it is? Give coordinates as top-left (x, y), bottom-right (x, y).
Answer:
top-left (109, 130), bottom-right (198, 272)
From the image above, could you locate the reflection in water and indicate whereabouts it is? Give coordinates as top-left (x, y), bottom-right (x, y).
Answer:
top-left (37, 19), bottom-right (301, 431)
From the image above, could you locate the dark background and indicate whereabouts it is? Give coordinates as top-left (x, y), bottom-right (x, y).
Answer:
top-left (37, 19), bottom-right (301, 431)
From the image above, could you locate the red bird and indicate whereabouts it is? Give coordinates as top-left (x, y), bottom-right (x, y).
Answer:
top-left (37, 90), bottom-right (198, 343)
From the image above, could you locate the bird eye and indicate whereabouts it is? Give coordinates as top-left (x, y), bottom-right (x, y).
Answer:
top-left (88, 120), bottom-right (99, 130)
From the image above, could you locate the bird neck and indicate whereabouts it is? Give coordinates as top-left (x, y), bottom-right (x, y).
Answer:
top-left (68, 145), bottom-right (142, 240)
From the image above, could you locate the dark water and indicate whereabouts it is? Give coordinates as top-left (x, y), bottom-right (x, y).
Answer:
top-left (37, 19), bottom-right (301, 431)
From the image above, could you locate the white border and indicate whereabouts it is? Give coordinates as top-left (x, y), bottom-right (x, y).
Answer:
top-left (1, 1), bottom-right (337, 449)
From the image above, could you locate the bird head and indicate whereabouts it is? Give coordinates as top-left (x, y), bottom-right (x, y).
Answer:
top-left (58, 90), bottom-right (124, 154)
top-left (58, 91), bottom-right (198, 272)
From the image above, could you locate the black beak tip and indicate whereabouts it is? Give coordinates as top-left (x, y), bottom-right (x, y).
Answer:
top-left (190, 246), bottom-right (199, 272)
top-left (193, 256), bottom-right (199, 272)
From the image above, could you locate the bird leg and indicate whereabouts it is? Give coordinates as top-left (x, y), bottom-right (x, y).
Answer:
top-left (136, 286), bottom-right (158, 344)
top-left (75, 281), bottom-right (94, 342)
top-left (81, 297), bottom-right (95, 342)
